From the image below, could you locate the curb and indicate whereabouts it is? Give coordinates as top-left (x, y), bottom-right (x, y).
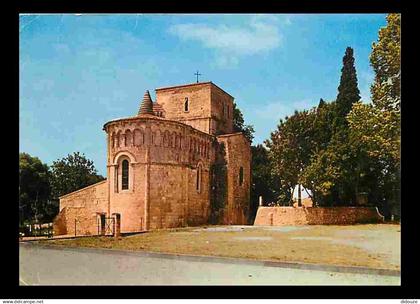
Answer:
top-left (20, 242), bottom-right (400, 277)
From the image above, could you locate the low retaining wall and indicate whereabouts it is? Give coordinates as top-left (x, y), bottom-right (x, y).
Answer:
top-left (253, 206), bottom-right (384, 226)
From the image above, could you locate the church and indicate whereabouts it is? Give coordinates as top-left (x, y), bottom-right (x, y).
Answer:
top-left (53, 82), bottom-right (251, 235)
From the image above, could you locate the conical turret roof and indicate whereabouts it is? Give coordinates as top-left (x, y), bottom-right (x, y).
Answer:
top-left (138, 90), bottom-right (154, 115)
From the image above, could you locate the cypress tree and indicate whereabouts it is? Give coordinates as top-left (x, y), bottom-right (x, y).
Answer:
top-left (335, 47), bottom-right (361, 122)
top-left (328, 47), bottom-right (361, 205)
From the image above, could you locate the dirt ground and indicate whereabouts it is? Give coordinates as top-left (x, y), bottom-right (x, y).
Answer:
top-left (39, 224), bottom-right (400, 270)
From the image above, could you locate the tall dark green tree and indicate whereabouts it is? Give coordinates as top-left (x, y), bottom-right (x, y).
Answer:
top-left (334, 47), bottom-right (361, 128)
top-left (50, 152), bottom-right (105, 200)
top-left (326, 47), bottom-right (362, 204)
top-left (299, 48), bottom-right (362, 206)
top-left (19, 153), bottom-right (52, 224)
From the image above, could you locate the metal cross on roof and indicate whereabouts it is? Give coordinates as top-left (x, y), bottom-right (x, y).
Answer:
top-left (194, 70), bottom-right (202, 83)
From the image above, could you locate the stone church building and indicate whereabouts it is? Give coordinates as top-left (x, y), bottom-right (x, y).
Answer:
top-left (53, 82), bottom-right (251, 235)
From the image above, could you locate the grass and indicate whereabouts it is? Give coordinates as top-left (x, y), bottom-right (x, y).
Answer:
top-left (38, 224), bottom-right (400, 270)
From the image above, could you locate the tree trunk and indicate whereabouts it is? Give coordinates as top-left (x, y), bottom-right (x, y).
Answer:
top-left (298, 184), bottom-right (302, 207)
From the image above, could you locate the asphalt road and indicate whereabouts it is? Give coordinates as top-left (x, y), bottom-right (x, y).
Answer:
top-left (19, 243), bottom-right (400, 286)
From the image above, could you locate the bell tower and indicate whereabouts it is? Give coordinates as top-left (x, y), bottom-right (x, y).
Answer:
top-left (154, 81), bottom-right (234, 135)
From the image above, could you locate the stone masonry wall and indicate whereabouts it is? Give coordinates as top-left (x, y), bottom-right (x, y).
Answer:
top-left (53, 180), bottom-right (108, 235)
top-left (156, 83), bottom-right (212, 134)
top-left (217, 133), bottom-right (251, 225)
top-left (254, 206), bottom-right (385, 226)
top-left (155, 82), bottom-right (234, 136)
top-left (210, 84), bottom-right (234, 135)
top-left (105, 115), bottom-right (214, 232)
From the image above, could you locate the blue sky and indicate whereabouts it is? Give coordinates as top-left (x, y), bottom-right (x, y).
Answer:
top-left (20, 14), bottom-right (387, 176)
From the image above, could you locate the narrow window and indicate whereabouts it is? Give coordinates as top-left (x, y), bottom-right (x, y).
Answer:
top-left (239, 166), bottom-right (244, 186)
top-left (184, 97), bottom-right (189, 112)
top-left (122, 160), bottom-right (129, 190)
top-left (196, 165), bottom-right (201, 192)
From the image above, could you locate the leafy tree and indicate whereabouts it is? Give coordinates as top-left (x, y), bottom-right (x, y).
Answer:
top-left (370, 13), bottom-right (401, 113)
top-left (312, 99), bottom-right (336, 152)
top-left (50, 152), bottom-right (105, 200)
top-left (344, 13), bottom-right (401, 218)
top-left (267, 47), bottom-right (362, 207)
top-left (249, 144), bottom-right (280, 221)
top-left (265, 109), bottom-right (317, 205)
top-left (346, 103), bottom-right (400, 218)
top-left (301, 145), bottom-right (340, 206)
top-left (19, 153), bottom-right (51, 223)
top-left (263, 16), bottom-right (400, 214)
top-left (348, 103), bottom-right (400, 165)
top-left (232, 102), bottom-right (255, 143)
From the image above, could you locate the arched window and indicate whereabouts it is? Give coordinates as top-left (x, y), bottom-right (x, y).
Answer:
top-left (184, 97), bottom-right (189, 112)
top-left (196, 165), bottom-right (202, 192)
top-left (122, 160), bottom-right (129, 190)
top-left (239, 166), bottom-right (244, 186)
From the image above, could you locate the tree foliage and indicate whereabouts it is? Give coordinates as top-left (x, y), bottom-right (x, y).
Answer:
top-left (347, 13), bottom-right (401, 217)
top-left (249, 144), bottom-right (280, 220)
top-left (50, 152), bottom-right (105, 200)
top-left (265, 15), bottom-right (400, 218)
top-left (265, 109), bottom-right (317, 204)
top-left (19, 152), bottom-right (105, 223)
top-left (267, 47), bottom-right (363, 206)
top-left (308, 47), bottom-right (361, 205)
top-left (370, 13), bottom-right (401, 113)
top-left (335, 47), bottom-right (361, 122)
top-left (19, 153), bottom-right (52, 223)
top-left (232, 102), bottom-right (255, 143)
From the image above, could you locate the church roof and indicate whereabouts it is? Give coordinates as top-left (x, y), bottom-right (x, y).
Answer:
top-left (155, 81), bottom-right (234, 99)
top-left (138, 90), bottom-right (155, 115)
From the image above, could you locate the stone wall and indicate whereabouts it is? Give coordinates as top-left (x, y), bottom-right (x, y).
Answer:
top-left (155, 82), bottom-right (234, 136)
top-left (217, 133), bottom-right (251, 225)
top-left (104, 115), bottom-right (215, 232)
top-left (156, 83), bottom-right (212, 134)
top-left (210, 84), bottom-right (234, 135)
top-left (254, 206), bottom-right (385, 226)
top-left (53, 207), bottom-right (68, 235)
top-left (53, 180), bottom-right (108, 235)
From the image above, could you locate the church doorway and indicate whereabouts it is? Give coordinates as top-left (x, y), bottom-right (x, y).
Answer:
top-left (100, 214), bottom-right (106, 235)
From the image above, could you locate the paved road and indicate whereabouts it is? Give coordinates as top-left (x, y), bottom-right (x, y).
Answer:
top-left (19, 243), bottom-right (400, 286)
